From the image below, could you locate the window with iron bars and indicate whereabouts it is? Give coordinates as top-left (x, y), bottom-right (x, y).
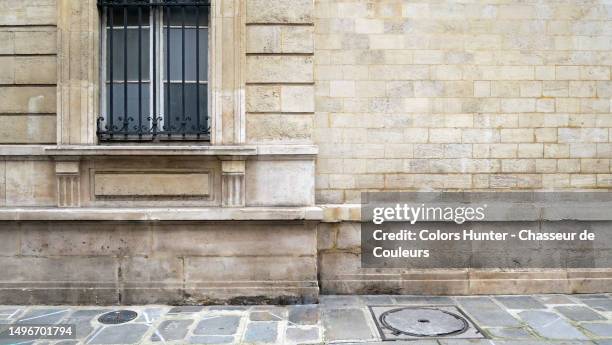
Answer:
top-left (97, 0), bottom-right (210, 141)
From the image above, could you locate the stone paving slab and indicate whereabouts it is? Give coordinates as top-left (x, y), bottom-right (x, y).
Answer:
top-left (495, 296), bottom-right (547, 310)
top-left (582, 323), bottom-right (612, 337)
top-left (0, 294), bottom-right (608, 344)
top-left (243, 321), bottom-right (278, 343)
top-left (537, 295), bottom-right (579, 305)
top-left (456, 297), bottom-right (521, 327)
top-left (518, 310), bottom-right (588, 340)
top-left (485, 327), bottom-right (536, 339)
top-left (555, 306), bottom-right (607, 322)
top-left (322, 308), bottom-right (375, 342)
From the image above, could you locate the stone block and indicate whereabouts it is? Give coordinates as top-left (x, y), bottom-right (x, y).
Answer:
top-left (185, 256), bottom-right (316, 282)
top-left (15, 56), bottom-right (57, 84)
top-left (246, 85), bottom-right (281, 112)
top-left (6, 160), bottom-right (56, 206)
top-left (317, 224), bottom-right (336, 250)
top-left (329, 80), bottom-right (355, 98)
top-left (94, 172), bottom-right (210, 197)
top-left (0, 222), bottom-right (19, 255)
top-left (247, 56), bottom-right (313, 83)
top-left (0, 0), bottom-right (56, 25)
top-left (14, 31), bottom-right (56, 54)
top-left (247, 0), bottom-right (313, 23)
top-left (247, 25), bottom-right (314, 54)
top-left (0, 115), bottom-right (56, 144)
top-left (281, 85), bottom-right (314, 112)
top-left (0, 256), bottom-right (116, 282)
top-left (247, 25), bottom-right (281, 53)
top-left (120, 257), bottom-right (183, 283)
top-left (246, 159), bottom-right (314, 206)
top-left (21, 222), bottom-right (151, 256)
top-left (282, 25), bottom-right (314, 53)
top-left (0, 57), bottom-right (15, 83)
top-left (0, 86), bottom-right (56, 113)
top-left (501, 129), bottom-right (534, 143)
top-left (336, 223), bottom-right (360, 249)
top-left (153, 222), bottom-right (316, 256)
top-left (247, 114), bottom-right (312, 143)
top-left (0, 32), bottom-right (14, 54)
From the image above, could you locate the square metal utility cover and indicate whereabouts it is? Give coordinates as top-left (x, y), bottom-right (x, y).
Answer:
top-left (368, 305), bottom-right (486, 341)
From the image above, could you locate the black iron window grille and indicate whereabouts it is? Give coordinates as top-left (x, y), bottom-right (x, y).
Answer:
top-left (97, 0), bottom-right (210, 141)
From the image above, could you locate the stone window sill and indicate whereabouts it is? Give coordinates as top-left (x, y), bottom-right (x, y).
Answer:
top-left (42, 145), bottom-right (318, 157)
top-left (0, 206), bottom-right (323, 221)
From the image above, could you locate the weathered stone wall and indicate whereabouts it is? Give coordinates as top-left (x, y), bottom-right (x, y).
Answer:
top-left (318, 221), bottom-right (612, 295)
top-left (2, 0), bottom-right (612, 303)
top-left (0, 0), bottom-right (57, 144)
top-left (314, 0), bottom-right (612, 203)
top-left (0, 221), bottom-right (318, 305)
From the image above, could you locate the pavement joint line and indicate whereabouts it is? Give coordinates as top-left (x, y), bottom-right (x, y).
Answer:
top-left (7, 309), bottom-right (21, 319)
top-left (235, 312), bottom-right (249, 344)
top-left (153, 329), bottom-right (166, 343)
top-left (86, 324), bottom-right (105, 344)
top-left (18, 308), bottom-right (69, 322)
top-left (10, 340), bottom-right (33, 345)
top-left (542, 315), bottom-right (563, 329)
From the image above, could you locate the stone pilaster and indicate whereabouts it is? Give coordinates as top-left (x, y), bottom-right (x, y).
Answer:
top-left (55, 160), bottom-right (81, 207)
top-left (221, 160), bottom-right (246, 207)
top-left (211, 0), bottom-right (247, 145)
top-left (57, 0), bottom-right (99, 144)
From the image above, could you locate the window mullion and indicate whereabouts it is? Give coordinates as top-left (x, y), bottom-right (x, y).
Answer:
top-left (151, 5), bottom-right (158, 139)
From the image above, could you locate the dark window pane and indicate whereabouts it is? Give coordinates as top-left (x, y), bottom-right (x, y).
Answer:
top-left (107, 28), bottom-right (150, 81)
top-left (163, 83), bottom-right (208, 134)
top-left (101, 4), bottom-right (209, 140)
top-left (108, 6), bottom-right (150, 28)
top-left (166, 5), bottom-right (209, 27)
top-left (197, 28), bottom-right (209, 81)
top-left (164, 28), bottom-right (208, 81)
top-left (104, 83), bottom-right (151, 133)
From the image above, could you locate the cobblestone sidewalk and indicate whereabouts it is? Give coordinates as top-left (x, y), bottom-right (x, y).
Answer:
top-left (1, 294), bottom-right (611, 345)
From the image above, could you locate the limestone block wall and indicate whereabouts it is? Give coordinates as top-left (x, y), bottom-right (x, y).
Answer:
top-left (314, 0), bottom-right (612, 203)
top-left (245, 0), bottom-right (315, 144)
top-left (0, 221), bottom-right (318, 304)
top-left (318, 221), bottom-right (612, 295)
top-left (0, 0), bottom-right (57, 144)
top-left (0, 0), bottom-right (57, 207)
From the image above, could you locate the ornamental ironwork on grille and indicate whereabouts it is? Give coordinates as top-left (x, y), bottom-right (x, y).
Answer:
top-left (97, 0), bottom-right (211, 141)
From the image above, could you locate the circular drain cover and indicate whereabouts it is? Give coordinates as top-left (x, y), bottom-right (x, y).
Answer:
top-left (98, 310), bottom-right (138, 324)
top-left (380, 307), bottom-right (469, 337)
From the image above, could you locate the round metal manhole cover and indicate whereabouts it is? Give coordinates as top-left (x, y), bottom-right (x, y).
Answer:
top-left (98, 310), bottom-right (138, 325)
top-left (380, 307), bottom-right (469, 337)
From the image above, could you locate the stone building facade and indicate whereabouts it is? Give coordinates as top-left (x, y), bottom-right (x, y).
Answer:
top-left (0, 0), bottom-right (610, 304)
